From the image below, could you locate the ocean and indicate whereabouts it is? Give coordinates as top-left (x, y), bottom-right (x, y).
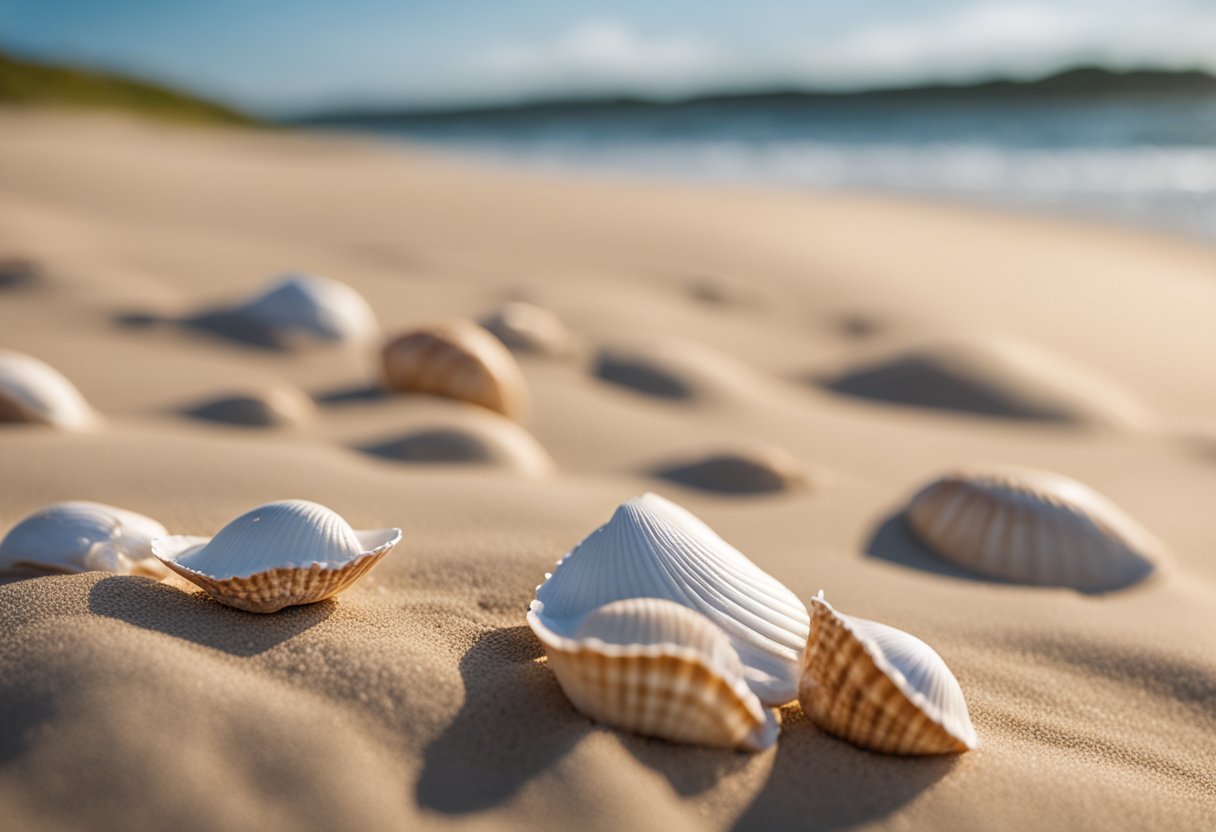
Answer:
top-left (327, 93), bottom-right (1216, 241)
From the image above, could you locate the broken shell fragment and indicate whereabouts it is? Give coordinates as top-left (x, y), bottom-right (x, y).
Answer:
top-left (529, 597), bottom-right (779, 751)
top-left (798, 594), bottom-right (976, 755)
top-left (152, 499), bottom-right (400, 613)
top-left (905, 466), bottom-right (1164, 592)
top-left (531, 492), bottom-right (809, 705)
top-left (0, 501), bottom-right (168, 577)
top-left (0, 350), bottom-right (96, 429)
top-left (381, 319), bottom-right (529, 419)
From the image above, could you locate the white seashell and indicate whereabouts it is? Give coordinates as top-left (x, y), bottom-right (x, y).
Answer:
top-left (905, 466), bottom-right (1164, 592)
top-left (799, 593), bottom-right (977, 755)
top-left (480, 301), bottom-right (577, 357)
top-left (531, 492), bottom-right (809, 705)
top-left (381, 319), bottom-right (529, 419)
top-left (234, 274), bottom-right (377, 343)
top-left (0, 501), bottom-right (168, 577)
top-left (152, 500), bottom-right (400, 613)
top-left (0, 351), bottom-right (96, 429)
top-left (529, 597), bottom-right (779, 751)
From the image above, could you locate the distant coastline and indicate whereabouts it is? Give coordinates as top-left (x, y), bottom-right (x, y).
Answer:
top-left (295, 66), bottom-right (1216, 126)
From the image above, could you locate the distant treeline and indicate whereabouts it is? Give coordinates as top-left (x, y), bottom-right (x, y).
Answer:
top-left (301, 66), bottom-right (1216, 126)
top-left (0, 50), bottom-right (259, 126)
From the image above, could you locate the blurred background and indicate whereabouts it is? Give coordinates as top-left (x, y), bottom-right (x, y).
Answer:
top-left (2, 1), bottom-right (1214, 237)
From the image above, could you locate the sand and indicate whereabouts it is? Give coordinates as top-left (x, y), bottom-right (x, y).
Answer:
top-left (1, 110), bottom-right (1214, 831)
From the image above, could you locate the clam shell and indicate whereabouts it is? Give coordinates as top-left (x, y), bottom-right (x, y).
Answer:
top-left (0, 501), bottom-right (168, 577)
top-left (799, 594), bottom-right (976, 755)
top-left (152, 500), bottom-right (400, 613)
top-left (0, 351), bottom-right (95, 429)
top-left (905, 466), bottom-right (1163, 592)
top-left (531, 492), bottom-right (809, 705)
top-left (529, 597), bottom-right (779, 751)
top-left (381, 319), bottom-right (529, 419)
top-left (480, 301), bottom-right (577, 357)
top-left (234, 274), bottom-right (377, 343)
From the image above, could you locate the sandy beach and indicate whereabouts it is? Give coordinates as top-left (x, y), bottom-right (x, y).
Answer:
top-left (1, 110), bottom-right (1215, 830)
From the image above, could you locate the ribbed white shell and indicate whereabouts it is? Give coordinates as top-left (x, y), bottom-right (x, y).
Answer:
top-left (529, 597), bottom-right (779, 751)
top-left (0, 351), bottom-right (95, 429)
top-left (906, 466), bottom-right (1164, 592)
top-left (235, 274), bottom-right (377, 343)
top-left (152, 500), bottom-right (399, 579)
top-left (800, 594), bottom-right (977, 754)
top-left (531, 492), bottom-right (809, 705)
top-left (0, 501), bottom-right (167, 575)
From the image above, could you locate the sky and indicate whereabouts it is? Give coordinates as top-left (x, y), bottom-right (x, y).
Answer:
top-left (1, 1), bottom-right (1213, 114)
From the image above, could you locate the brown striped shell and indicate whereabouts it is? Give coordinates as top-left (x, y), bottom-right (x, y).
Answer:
top-left (381, 319), bottom-right (529, 419)
top-left (905, 466), bottom-right (1163, 592)
top-left (528, 597), bottom-right (779, 751)
top-left (798, 594), bottom-right (976, 755)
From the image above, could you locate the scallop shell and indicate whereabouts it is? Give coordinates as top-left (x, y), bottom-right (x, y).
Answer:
top-left (480, 301), bottom-right (576, 357)
top-left (0, 501), bottom-right (168, 577)
top-left (381, 319), bottom-right (529, 419)
top-left (529, 597), bottom-right (779, 751)
top-left (0, 351), bottom-right (95, 429)
top-left (234, 274), bottom-right (377, 343)
top-left (531, 492), bottom-right (809, 705)
top-left (799, 594), bottom-right (976, 755)
top-left (904, 466), bottom-right (1163, 592)
top-left (152, 500), bottom-right (400, 613)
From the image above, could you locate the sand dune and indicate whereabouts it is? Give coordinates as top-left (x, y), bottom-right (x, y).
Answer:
top-left (1, 111), bottom-right (1215, 830)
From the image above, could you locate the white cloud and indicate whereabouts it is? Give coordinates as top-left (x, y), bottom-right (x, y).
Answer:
top-left (474, 20), bottom-right (723, 99)
top-left (462, 3), bottom-right (1216, 102)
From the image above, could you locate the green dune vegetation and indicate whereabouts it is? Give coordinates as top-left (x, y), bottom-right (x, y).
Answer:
top-left (0, 50), bottom-right (259, 126)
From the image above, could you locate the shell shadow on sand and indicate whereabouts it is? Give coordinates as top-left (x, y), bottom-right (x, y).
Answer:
top-left (863, 511), bottom-right (1020, 585)
top-left (415, 626), bottom-right (584, 814)
top-left (86, 575), bottom-right (336, 656)
top-left (732, 707), bottom-right (959, 831)
top-left (360, 423), bottom-right (555, 477)
top-left (594, 336), bottom-right (760, 403)
top-left (651, 445), bottom-right (811, 496)
top-left (181, 385), bottom-right (316, 428)
top-left (415, 626), bottom-right (756, 815)
top-left (113, 308), bottom-right (295, 351)
top-left (814, 337), bottom-right (1147, 429)
top-left (0, 257), bottom-right (43, 291)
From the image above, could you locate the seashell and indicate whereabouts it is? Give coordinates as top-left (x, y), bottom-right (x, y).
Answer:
top-left (0, 350), bottom-right (96, 429)
top-left (904, 466), bottom-right (1163, 592)
top-left (531, 492), bottom-right (808, 705)
top-left (0, 501), bottom-right (168, 577)
top-left (0, 256), bottom-right (42, 290)
top-left (654, 443), bottom-right (810, 495)
top-left (480, 301), bottom-right (577, 357)
top-left (594, 336), bottom-right (760, 403)
top-left (184, 383), bottom-right (316, 428)
top-left (529, 597), bottom-right (779, 751)
top-left (233, 273), bottom-right (378, 343)
top-left (799, 593), bottom-right (976, 755)
top-left (381, 319), bottom-right (529, 419)
top-left (152, 500), bottom-right (400, 613)
top-left (819, 336), bottom-right (1147, 429)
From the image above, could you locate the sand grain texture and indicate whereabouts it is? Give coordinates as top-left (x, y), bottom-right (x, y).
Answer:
top-left (1, 111), bottom-right (1215, 831)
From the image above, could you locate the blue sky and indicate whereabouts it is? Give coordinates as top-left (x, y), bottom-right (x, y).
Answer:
top-left (1, 1), bottom-right (1212, 114)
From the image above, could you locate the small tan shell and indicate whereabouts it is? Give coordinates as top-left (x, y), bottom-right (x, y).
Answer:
top-left (381, 319), bottom-right (529, 419)
top-left (529, 597), bottom-right (779, 751)
top-left (905, 466), bottom-right (1163, 592)
top-left (153, 500), bottom-right (400, 613)
top-left (799, 594), bottom-right (976, 755)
